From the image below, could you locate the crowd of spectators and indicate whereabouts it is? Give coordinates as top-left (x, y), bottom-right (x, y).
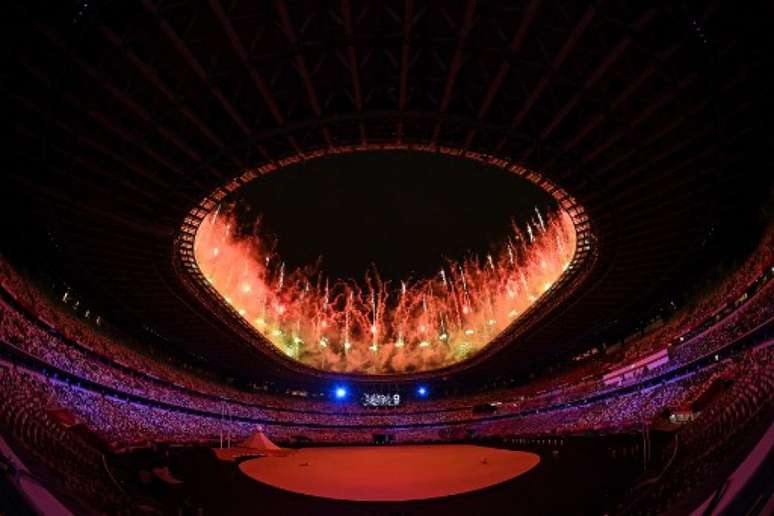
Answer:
top-left (0, 235), bottom-right (772, 516)
top-left (617, 345), bottom-right (774, 515)
top-left (0, 365), bottom-right (127, 512)
top-left (1, 343), bottom-right (770, 453)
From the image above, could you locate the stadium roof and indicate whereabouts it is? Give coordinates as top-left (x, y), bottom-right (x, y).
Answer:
top-left (4, 1), bottom-right (771, 388)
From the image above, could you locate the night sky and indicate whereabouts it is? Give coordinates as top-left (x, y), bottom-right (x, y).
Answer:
top-left (229, 152), bottom-right (557, 283)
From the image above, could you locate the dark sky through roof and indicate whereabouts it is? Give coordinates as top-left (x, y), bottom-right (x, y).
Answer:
top-left (229, 151), bottom-right (557, 283)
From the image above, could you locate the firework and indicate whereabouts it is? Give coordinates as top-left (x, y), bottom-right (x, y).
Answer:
top-left (193, 206), bottom-right (576, 374)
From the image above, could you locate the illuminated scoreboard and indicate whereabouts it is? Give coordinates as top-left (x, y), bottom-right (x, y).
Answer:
top-left (361, 393), bottom-right (401, 408)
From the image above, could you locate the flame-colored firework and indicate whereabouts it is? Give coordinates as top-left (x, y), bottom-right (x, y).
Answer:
top-left (193, 207), bottom-right (576, 374)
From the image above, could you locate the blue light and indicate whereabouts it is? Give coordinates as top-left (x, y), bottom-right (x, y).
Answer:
top-left (334, 386), bottom-right (348, 399)
top-left (417, 386), bottom-right (428, 397)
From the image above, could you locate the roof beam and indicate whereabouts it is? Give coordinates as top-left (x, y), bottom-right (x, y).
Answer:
top-left (586, 98), bottom-right (711, 186)
top-left (463, 0), bottom-right (541, 149)
top-left (274, 0), bottom-right (334, 148)
top-left (494, 4), bottom-right (597, 152)
top-left (207, 0), bottom-right (300, 158)
top-left (142, 0), bottom-right (252, 137)
top-left (546, 3), bottom-right (720, 176)
top-left (208, 0), bottom-right (284, 127)
top-left (14, 135), bottom-right (155, 212)
top-left (611, 145), bottom-right (715, 206)
top-left (202, 109), bottom-right (546, 163)
top-left (99, 24), bottom-right (246, 170)
top-left (397, 0), bottom-right (414, 143)
top-left (581, 73), bottom-right (698, 165)
top-left (21, 58), bottom-right (189, 188)
top-left (430, 0), bottom-right (477, 145)
top-left (563, 44), bottom-right (680, 156)
top-left (34, 25), bottom-right (220, 187)
top-left (519, 9), bottom-right (657, 163)
top-left (341, 0), bottom-right (366, 144)
top-left (531, 41), bottom-right (683, 179)
top-left (8, 174), bottom-right (169, 238)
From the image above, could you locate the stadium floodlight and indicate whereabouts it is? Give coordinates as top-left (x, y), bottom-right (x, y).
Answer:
top-left (417, 386), bottom-right (428, 397)
top-left (334, 386), bottom-right (348, 399)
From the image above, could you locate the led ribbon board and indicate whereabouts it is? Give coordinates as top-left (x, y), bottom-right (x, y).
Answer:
top-left (361, 393), bottom-right (401, 407)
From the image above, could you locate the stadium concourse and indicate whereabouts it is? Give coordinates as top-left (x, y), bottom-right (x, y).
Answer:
top-left (2, 1), bottom-right (773, 515)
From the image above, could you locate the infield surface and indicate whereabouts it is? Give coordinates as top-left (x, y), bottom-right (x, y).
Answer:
top-left (239, 444), bottom-right (540, 501)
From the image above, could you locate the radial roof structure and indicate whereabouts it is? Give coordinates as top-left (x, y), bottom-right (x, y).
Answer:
top-left (3, 1), bottom-right (771, 387)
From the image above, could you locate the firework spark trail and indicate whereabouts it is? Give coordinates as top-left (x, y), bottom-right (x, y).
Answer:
top-left (194, 207), bottom-right (576, 374)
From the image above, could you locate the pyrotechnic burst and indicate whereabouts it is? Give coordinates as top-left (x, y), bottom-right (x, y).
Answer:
top-left (193, 206), bottom-right (576, 374)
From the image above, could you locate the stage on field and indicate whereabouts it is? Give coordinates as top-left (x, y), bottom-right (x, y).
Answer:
top-left (238, 444), bottom-right (540, 501)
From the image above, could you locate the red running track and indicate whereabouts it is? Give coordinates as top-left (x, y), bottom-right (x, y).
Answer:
top-left (239, 444), bottom-right (540, 501)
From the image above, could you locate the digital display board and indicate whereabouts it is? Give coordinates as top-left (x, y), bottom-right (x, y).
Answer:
top-left (361, 393), bottom-right (401, 407)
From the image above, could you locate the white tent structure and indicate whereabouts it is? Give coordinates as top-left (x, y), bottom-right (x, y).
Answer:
top-left (239, 428), bottom-right (281, 451)
top-left (213, 426), bottom-right (291, 461)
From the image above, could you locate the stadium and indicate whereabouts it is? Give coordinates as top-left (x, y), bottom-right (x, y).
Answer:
top-left (1, 1), bottom-right (772, 515)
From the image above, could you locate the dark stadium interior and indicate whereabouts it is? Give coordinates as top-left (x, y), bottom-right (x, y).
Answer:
top-left (1, 1), bottom-right (772, 515)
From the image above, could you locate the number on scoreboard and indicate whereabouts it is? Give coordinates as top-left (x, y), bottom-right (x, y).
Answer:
top-left (361, 393), bottom-right (401, 407)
